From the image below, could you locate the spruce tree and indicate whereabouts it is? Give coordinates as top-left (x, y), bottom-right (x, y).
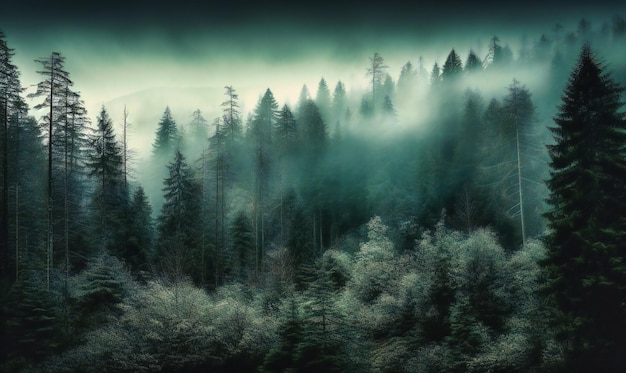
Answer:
top-left (315, 78), bottom-right (331, 123)
top-left (86, 106), bottom-right (124, 253)
top-left (442, 49), bottom-right (463, 81)
top-left (152, 107), bottom-right (179, 159)
top-left (543, 45), bottom-right (626, 371)
top-left (157, 150), bottom-right (202, 282)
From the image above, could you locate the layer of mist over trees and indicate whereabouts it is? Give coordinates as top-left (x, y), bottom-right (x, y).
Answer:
top-left (1, 15), bottom-right (626, 372)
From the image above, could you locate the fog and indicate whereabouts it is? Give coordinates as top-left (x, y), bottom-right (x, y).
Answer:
top-left (3, 5), bottom-right (623, 219)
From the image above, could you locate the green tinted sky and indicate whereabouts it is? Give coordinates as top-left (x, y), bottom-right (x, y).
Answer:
top-left (1, 0), bottom-right (624, 119)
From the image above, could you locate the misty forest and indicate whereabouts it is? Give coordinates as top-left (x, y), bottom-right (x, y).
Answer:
top-left (2, 11), bottom-right (626, 373)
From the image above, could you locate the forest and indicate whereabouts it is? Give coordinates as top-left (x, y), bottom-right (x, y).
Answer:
top-left (1, 13), bottom-right (626, 373)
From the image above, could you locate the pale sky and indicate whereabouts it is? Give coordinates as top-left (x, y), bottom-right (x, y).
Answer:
top-left (1, 0), bottom-right (624, 156)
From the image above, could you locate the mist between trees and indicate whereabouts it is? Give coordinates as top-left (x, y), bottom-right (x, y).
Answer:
top-left (1, 15), bottom-right (626, 372)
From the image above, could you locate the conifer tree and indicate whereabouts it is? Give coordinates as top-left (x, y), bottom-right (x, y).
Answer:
top-left (543, 45), bottom-right (626, 371)
top-left (0, 31), bottom-right (25, 284)
top-left (123, 186), bottom-right (153, 274)
top-left (86, 106), bottom-right (124, 253)
top-left (222, 85), bottom-right (241, 142)
top-left (152, 107), bottom-right (179, 159)
top-left (251, 89), bottom-right (278, 274)
top-left (315, 78), bottom-right (331, 124)
top-left (442, 49), bottom-right (463, 81)
top-left (157, 150), bottom-right (202, 282)
top-left (430, 63), bottom-right (442, 89)
top-left (29, 52), bottom-right (72, 289)
top-left (464, 50), bottom-right (482, 73)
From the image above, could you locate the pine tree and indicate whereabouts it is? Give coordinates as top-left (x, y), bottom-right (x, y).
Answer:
top-left (464, 50), bottom-right (482, 73)
top-left (251, 89), bottom-right (278, 274)
top-left (275, 104), bottom-right (297, 156)
top-left (543, 45), bottom-right (626, 372)
top-left (315, 78), bottom-right (331, 124)
top-left (430, 62), bottom-right (442, 90)
top-left (297, 100), bottom-right (327, 151)
top-left (209, 117), bottom-right (227, 287)
top-left (442, 49), bottom-right (463, 81)
top-left (331, 81), bottom-right (347, 128)
top-left (28, 52), bottom-right (72, 289)
top-left (221, 85), bottom-right (242, 143)
top-left (123, 186), bottom-right (153, 275)
top-left (86, 106), bottom-right (124, 253)
top-left (0, 31), bottom-right (25, 286)
top-left (152, 107), bottom-right (179, 159)
top-left (230, 211), bottom-right (254, 279)
top-left (157, 150), bottom-right (202, 282)
top-left (2, 269), bottom-right (62, 369)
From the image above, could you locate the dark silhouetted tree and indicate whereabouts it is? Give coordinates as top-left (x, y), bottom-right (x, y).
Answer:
top-left (543, 45), bottom-right (626, 372)
top-left (157, 150), bottom-right (202, 282)
top-left (464, 50), bottom-right (482, 73)
top-left (442, 49), bottom-right (463, 81)
top-left (29, 52), bottom-right (72, 289)
top-left (86, 106), bottom-right (124, 253)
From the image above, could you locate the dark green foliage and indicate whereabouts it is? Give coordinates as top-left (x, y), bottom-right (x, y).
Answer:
top-left (0, 31), bottom-right (23, 288)
top-left (120, 186), bottom-right (153, 275)
top-left (464, 50), bottom-right (482, 73)
top-left (297, 100), bottom-right (327, 151)
top-left (157, 150), bottom-right (203, 282)
top-left (2, 270), bottom-right (62, 370)
top-left (275, 104), bottom-right (297, 156)
top-left (70, 252), bottom-right (129, 330)
top-left (231, 210), bottom-right (254, 279)
top-left (86, 106), bottom-right (126, 252)
top-left (152, 106), bottom-right (179, 158)
top-left (442, 49), bottom-right (463, 81)
top-left (543, 45), bottom-right (626, 372)
top-left (261, 298), bottom-right (304, 372)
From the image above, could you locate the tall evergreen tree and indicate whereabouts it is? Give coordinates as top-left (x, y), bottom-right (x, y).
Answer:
top-left (86, 106), bottom-right (124, 253)
top-left (157, 150), bottom-right (202, 282)
top-left (152, 107), bottom-right (179, 159)
top-left (28, 52), bottom-right (72, 289)
top-left (430, 63), bottom-right (442, 90)
top-left (275, 104), bottom-right (297, 156)
top-left (315, 78), bottom-right (331, 124)
top-left (0, 31), bottom-right (25, 285)
top-left (464, 50), bottom-right (482, 73)
top-left (442, 49), bottom-right (463, 81)
top-left (543, 45), bottom-right (626, 372)
top-left (222, 85), bottom-right (241, 142)
top-left (123, 186), bottom-right (153, 274)
top-left (251, 89), bottom-right (279, 274)
top-left (209, 117), bottom-right (228, 287)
